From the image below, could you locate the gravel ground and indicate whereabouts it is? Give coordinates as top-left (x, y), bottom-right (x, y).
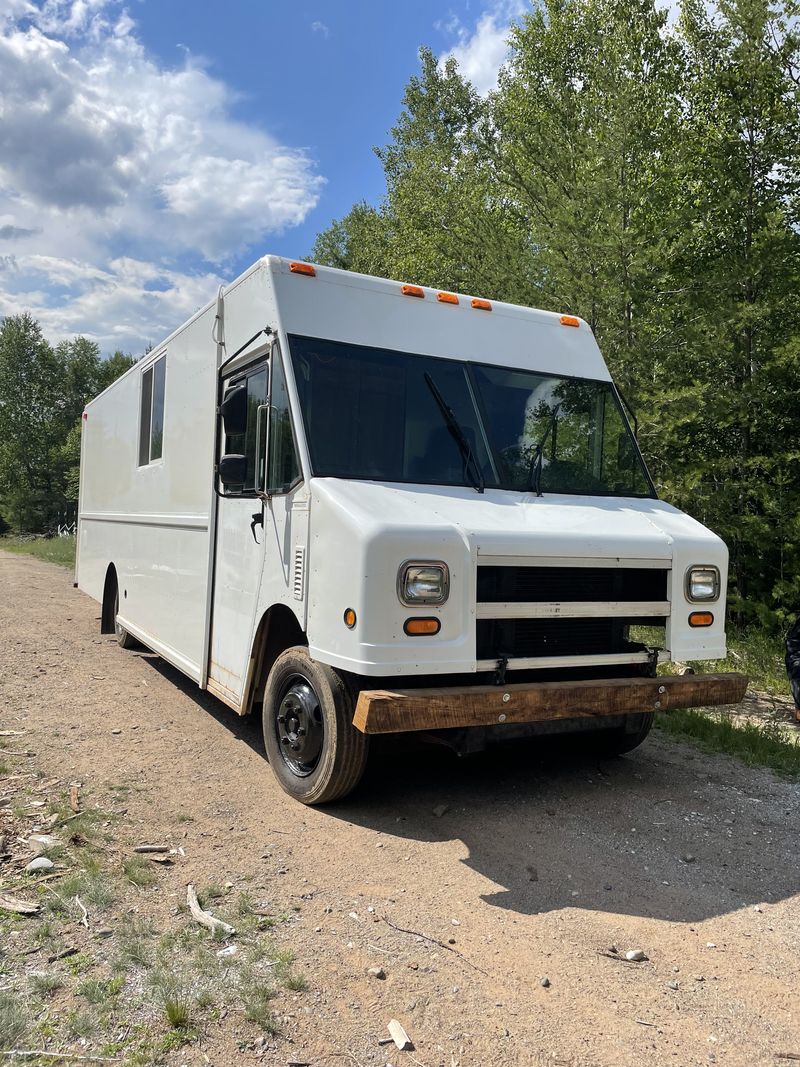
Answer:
top-left (1, 550), bottom-right (799, 1067)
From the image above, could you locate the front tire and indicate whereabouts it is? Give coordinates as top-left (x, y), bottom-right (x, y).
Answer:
top-left (262, 647), bottom-right (369, 804)
top-left (595, 712), bottom-right (654, 756)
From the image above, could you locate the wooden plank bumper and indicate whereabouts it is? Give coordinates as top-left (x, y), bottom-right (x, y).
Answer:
top-left (352, 672), bottom-right (749, 735)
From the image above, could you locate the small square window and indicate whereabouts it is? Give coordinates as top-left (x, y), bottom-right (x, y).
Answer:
top-left (139, 354), bottom-right (166, 466)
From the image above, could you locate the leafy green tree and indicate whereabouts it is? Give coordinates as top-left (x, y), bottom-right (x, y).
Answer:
top-left (0, 316), bottom-right (135, 530)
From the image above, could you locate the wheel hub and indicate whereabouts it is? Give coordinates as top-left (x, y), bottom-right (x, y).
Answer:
top-left (276, 679), bottom-right (323, 776)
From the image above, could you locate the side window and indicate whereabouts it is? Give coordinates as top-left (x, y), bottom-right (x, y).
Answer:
top-left (267, 353), bottom-right (301, 494)
top-left (222, 365), bottom-right (268, 495)
top-left (138, 354), bottom-right (166, 466)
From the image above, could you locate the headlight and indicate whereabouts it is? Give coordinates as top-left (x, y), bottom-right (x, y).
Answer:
top-left (398, 561), bottom-right (450, 606)
top-left (685, 565), bottom-right (720, 602)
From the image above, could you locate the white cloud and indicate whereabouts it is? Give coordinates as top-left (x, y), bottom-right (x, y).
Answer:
top-left (310, 20), bottom-right (329, 38)
top-left (439, 0), bottom-right (526, 96)
top-left (0, 1), bottom-right (324, 352)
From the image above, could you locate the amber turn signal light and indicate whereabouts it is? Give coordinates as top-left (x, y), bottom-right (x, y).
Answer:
top-left (290, 262), bottom-right (316, 276)
top-left (343, 608), bottom-right (357, 629)
top-left (689, 611), bottom-right (714, 627)
top-left (404, 617), bottom-right (441, 636)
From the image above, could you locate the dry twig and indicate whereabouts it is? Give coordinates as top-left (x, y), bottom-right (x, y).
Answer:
top-left (186, 883), bottom-right (236, 936)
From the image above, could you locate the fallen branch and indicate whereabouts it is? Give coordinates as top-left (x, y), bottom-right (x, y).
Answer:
top-left (380, 915), bottom-right (488, 976)
top-left (0, 1051), bottom-right (119, 1063)
top-left (75, 895), bottom-right (89, 928)
top-left (1, 750), bottom-right (35, 758)
top-left (0, 893), bottom-right (40, 916)
top-left (133, 845), bottom-right (169, 854)
top-left (0, 730), bottom-right (24, 737)
top-left (186, 883), bottom-right (235, 936)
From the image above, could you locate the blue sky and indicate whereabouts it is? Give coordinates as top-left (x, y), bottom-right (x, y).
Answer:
top-left (0, 0), bottom-right (522, 353)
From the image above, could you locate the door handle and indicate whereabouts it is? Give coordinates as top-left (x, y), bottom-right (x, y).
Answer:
top-left (250, 510), bottom-right (264, 544)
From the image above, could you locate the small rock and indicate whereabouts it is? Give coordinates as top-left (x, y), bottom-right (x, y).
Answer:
top-left (603, 884), bottom-right (613, 891)
top-left (367, 967), bottom-right (386, 980)
top-left (387, 1019), bottom-right (413, 1052)
top-left (26, 856), bottom-right (54, 873)
top-left (27, 834), bottom-right (59, 853)
top-left (314, 927), bottom-right (322, 933)
top-left (694, 974), bottom-right (705, 982)
top-left (681, 854), bottom-right (696, 864)
top-left (447, 938), bottom-right (456, 945)
top-left (451, 918), bottom-right (460, 926)
top-left (753, 905), bottom-right (763, 913)
top-left (94, 928), bottom-right (113, 938)
top-left (668, 980), bottom-right (679, 990)
top-left (625, 949), bottom-right (647, 962)
top-left (526, 866), bottom-right (538, 882)
top-left (706, 942), bottom-right (716, 949)
top-left (541, 977), bottom-right (550, 988)
top-left (111, 728), bottom-right (122, 735)
top-left (432, 804), bottom-right (449, 818)
top-left (216, 945), bottom-right (237, 958)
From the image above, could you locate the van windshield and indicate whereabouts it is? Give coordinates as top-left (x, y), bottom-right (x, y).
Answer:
top-left (288, 334), bottom-right (654, 498)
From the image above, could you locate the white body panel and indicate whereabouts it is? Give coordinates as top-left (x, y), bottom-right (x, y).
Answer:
top-left (77, 255), bottom-right (729, 710)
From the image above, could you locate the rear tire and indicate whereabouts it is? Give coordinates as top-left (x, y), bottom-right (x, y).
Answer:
top-left (262, 647), bottom-right (369, 804)
top-left (595, 712), bottom-right (654, 756)
top-left (114, 589), bottom-right (138, 650)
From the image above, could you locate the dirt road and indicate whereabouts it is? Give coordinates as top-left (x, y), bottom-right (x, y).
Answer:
top-left (1, 551), bottom-right (799, 1066)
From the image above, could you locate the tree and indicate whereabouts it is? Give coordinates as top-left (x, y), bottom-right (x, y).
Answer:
top-left (0, 316), bottom-right (135, 530)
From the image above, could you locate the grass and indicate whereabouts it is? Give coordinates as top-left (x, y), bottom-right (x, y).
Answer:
top-left (661, 627), bottom-right (790, 696)
top-left (0, 992), bottom-right (28, 1049)
top-left (0, 534), bottom-right (76, 569)
top-left (657, 707), bottom-right (800, 779)
top-left (240, 981), bottom-right (278, 1033)
top-left (31, 972), bottom-right (64, 997)
top-left (122, 854), bottom-right (158, 889)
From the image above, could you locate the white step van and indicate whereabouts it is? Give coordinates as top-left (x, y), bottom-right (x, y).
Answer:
top-left (76, 256), bottom-right (746, 803)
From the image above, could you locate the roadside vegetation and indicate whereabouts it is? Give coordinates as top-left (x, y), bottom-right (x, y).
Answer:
top-left (657, 708), bottom-right (800, 780)
top-left (0, 737), bottom-right (307, 1063)
top-left (1, 534), bottom-right (76, 569)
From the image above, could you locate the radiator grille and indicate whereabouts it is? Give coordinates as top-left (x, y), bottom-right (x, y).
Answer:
top-left (476, 565), bottom-right (667, 604)
top-left (476, 617), bottom-right (648, 660)
top-left (476, 564), bottom-right (669, 663)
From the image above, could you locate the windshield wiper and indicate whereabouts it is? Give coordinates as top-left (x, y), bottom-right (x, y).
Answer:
top-left (423, 372), bottom-right (485, 493)
top-left (529, 402), bottom-right (562, 496)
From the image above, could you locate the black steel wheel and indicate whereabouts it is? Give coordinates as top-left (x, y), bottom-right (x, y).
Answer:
top-left (114, 588), bottom-right (137, 650)
top-left (262, 647), bottom-right (369, 805)
top-left (275, 676), bottom-right (325, 777)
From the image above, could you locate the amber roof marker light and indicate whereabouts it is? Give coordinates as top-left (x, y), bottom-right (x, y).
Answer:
top-left (290, 262), bottom-right (316, 277)
top-left (401, 284), bottom-right (425, 298)
top-left (471, 298), bottom-right (492, 311)
top-left (560, 314), bottom-right (580, 327)
top-left (437, 292), bottom-right (459, 304)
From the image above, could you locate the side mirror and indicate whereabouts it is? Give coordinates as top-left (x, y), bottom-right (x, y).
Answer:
top-left (220, 384), bottom-right (247, 436)
top-left (218, 454), bottom-right (247, 486)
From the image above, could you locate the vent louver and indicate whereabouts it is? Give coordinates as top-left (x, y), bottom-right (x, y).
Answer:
top-left (293, 546), bottom-right (305, 601)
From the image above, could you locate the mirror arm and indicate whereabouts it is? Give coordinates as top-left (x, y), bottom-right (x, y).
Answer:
top-left (616, 385), bottom-right (638, 437)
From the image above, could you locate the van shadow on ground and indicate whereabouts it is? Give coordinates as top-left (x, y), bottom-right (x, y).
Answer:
top-left (141, 651), bottom-right (800, 927)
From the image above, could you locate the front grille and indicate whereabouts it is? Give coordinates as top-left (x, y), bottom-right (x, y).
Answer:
top-left (477, 617), bottom-right (648, 660)
top-left (476, 565), bottom-right (667, 603)
top-left (476, 563), bottom-right (669, 665)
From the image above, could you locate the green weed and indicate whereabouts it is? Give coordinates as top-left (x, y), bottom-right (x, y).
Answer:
top-left (657, 708), bottom-right (800, 778)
